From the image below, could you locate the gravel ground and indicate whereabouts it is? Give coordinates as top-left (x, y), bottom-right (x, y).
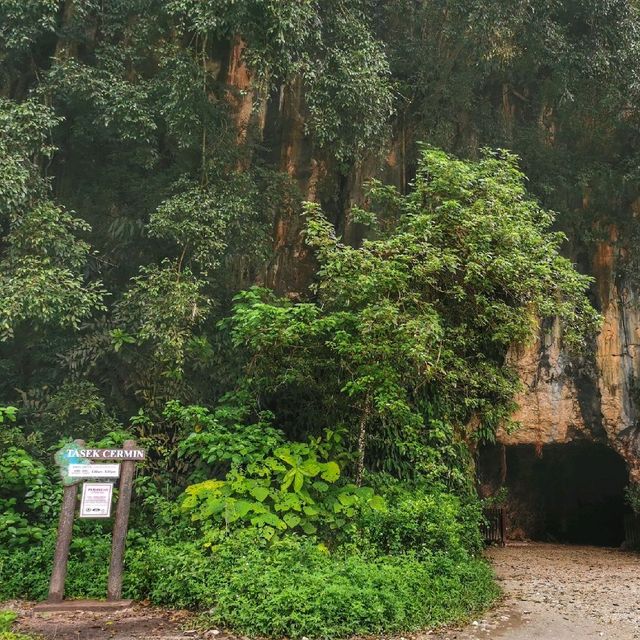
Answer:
top-left (7, 543), bottom-right (640, 639)
top-left (429, 543), bottom-right (640, 640)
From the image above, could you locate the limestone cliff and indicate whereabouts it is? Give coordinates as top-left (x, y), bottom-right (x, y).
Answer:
top-left (504, 227), bottom-right (640, 481)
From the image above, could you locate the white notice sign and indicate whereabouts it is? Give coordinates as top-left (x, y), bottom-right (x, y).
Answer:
top-left (69, 463), bottom-right (120, 479)
top-left (79, 482), bottom-right (113, 518)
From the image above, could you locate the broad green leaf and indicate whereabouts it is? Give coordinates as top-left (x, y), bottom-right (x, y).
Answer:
top-left (312, 480), bottom-right (329, 493)
top-left (301, 521), bottom-right (317, 535)
top-left (250, 486), bottom-right (270, 502)
top-left (281, 469), bottom-right (295, 491)
top-left (337, 492), bottom-right (357, 507)
top-left (274, 447), bottom-right (296, 466)
top-left (283, 512), bottom-right (301, 528)
top-left (320, 461), bottom-right (340, 482)
top-left (299, 459), bottom-right (321, 477)
top-left (356, 486), bottom-right (374, 500)
top-left (251, 511), bottom-right (286, 530)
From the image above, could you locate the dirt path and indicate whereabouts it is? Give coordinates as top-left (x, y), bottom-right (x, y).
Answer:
top-left (8, 601), bottom-right (214, 639)
top-left (431, 543), bottom-right (640, 640)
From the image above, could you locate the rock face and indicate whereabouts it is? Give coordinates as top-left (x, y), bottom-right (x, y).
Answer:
top-left (503, 227), bottom-right (640, 482)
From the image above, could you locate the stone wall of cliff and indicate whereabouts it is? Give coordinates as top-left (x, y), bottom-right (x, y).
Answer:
top-left (504, 227), bottom-right (640, 481)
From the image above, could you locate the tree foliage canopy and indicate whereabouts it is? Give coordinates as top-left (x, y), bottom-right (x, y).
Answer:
top-left (0, 0), bottom-right (624, 488)
top-left (225, 148), bottom-right (598, 484)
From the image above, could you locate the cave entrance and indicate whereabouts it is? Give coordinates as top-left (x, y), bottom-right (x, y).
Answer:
top-left (478, 442), bottom-right (629, 547)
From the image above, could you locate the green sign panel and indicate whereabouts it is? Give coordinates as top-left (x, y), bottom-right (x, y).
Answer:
top-left (54, 443), bottom-right (90, 486)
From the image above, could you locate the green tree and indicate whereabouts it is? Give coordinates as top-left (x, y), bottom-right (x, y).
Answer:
top-left (225, 148), bottom-right (599, 486)
top-left (0, 99), bottom-right (104, 341)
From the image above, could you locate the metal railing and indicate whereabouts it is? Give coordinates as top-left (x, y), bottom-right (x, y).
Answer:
top-left (482, 507), bottom-right (506, 546)
top-left (624, 514), bottom-right (640, 548)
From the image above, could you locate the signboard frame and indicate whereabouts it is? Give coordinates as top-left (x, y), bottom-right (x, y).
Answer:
top-left (45, 438), bottom-right (145, 605)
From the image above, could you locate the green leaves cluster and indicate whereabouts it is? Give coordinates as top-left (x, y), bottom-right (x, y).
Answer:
top-left (0, 408), bottom-right (55, 549)
top-left (165, 0), bottom-right (392, 163)
top-left (382, 0), bottom-right (640, 259)
top-left (0, 99), bottom-right (104, 341)
top-left (0, 0), bottom-right (57, 65)
top-left (0, 610), bottom-right (17, 632)
top-left (182, 435), bottom-right (384, 542)
top-left (114, 260), bottom-right (210, 380)
top-left (0, 0), bottom-right (409, 450)
top-left (174, 398), bottom-right (285, 469)
top-left (125, 535), bottom-right (498, 638)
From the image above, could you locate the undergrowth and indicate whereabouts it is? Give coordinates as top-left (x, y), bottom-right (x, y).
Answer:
top-left (0, 484), bottom-right (499, 639)
top-left (0, 610), bottom-right (38, 640)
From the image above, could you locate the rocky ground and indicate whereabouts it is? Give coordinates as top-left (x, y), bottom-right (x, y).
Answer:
top-left (7, 543), bottom-right (640, 639)
top-left (429, 543), bottom-right (640, 640)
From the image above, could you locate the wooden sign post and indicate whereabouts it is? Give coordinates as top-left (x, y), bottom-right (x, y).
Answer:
top-left (38, 439), bottom-right (145, 611)
top-left (48, 439), bottom-right (85, 603)
top-left (107, 439), bottom-right (137, 600)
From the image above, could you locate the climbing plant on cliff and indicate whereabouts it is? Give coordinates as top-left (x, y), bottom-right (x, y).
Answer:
top-left (226, 148), bottom-right (600, 484)
top-left (380, 0), bottom-right (640, 269)
top-left (0, 0), bottom-right (393, 431)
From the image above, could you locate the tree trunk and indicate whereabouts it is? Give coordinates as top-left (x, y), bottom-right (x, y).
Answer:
top-left (356, 398), bottom-right (371, 486)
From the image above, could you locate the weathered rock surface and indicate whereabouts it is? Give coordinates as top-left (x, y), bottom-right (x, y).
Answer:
top-left (503, 228), bottom-right (640, 481)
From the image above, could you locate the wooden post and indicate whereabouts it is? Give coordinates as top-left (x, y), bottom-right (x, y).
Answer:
top-left (107, 439), bottom-right (136, 600)
top-left (500, 507), bottom-right (507, 547)
top-left (48, 439), bottom-right (84, 603)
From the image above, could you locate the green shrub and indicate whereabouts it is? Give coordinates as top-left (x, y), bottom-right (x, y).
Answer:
top-left (125, 534), bottom-right (498, 638)
top-left (182, 431), bottom-right (384, 544)
top-left (0, 630), bottom-right (38, 640)
top-left (2, 526), bottom-right (497, 638)
top-left (172, 398), bottom-right (285, 470)
top-left (0, 407), bottom-right (62, 555)
top-left (125, 540), bottom-right (218, 609)
top-left (0, 611), bottom-right (17, 632)
top-left (359, 480), bottom-right (483, 559)
top-left (0, 529), bottom-right (112, 601)
top-left (0, 609), bottom-right (38, 640)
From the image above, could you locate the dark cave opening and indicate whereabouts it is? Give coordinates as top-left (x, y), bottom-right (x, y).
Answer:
top-left (478, 442), bottom-right (630, 547)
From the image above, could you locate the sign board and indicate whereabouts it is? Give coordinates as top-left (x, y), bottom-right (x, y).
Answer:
top-left (47, 439), bottom-right (146, 603)
top-left (55, 445), bottom-right (145, 486)
top-left (69, 463), bottom-right (120, 479)
top-left (67, 448), bottom-right (146, 460)
top-left (79, 483), bottom-right (113, 518)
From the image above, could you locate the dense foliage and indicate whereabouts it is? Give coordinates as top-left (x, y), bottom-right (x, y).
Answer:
top-left (224, 149), bottom-right (597, 486)
top-left (2, 0), bottom-right (631, 636)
